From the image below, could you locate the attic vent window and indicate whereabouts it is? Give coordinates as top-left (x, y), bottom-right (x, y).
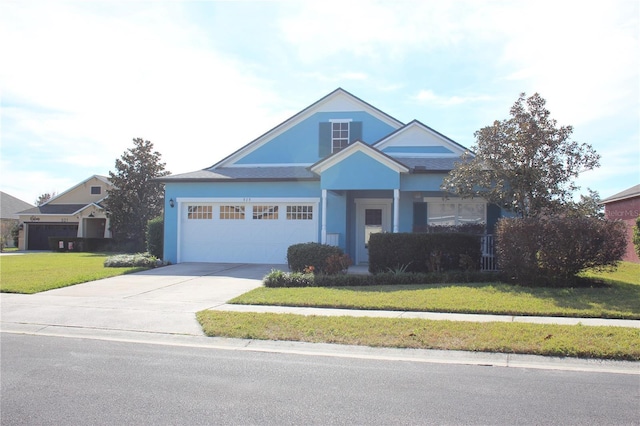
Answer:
top-left (91, 186), bottom-right (101, 195)
top-left (332, 122), bottom-right (350, 153)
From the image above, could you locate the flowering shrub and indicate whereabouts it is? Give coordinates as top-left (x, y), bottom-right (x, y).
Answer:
top-left (263, 269), bottom-right (314, 288)
top-left (104, 252), bottom-right (159, 268)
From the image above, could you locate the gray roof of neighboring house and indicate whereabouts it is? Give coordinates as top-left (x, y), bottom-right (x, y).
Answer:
top-left (19, 204), bottom-right (89, 215)
top-left (0, 192), bottom-right (35, 219)
top-left (160, 157), bottom-right (465, 182)
top-left (601, 184), bottom-right (640, 204)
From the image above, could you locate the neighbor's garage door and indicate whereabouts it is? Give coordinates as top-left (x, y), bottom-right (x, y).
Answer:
top-left (27, 223), bottom-right (78, 250)
top-left (179, 201), bottom-right (318, 263)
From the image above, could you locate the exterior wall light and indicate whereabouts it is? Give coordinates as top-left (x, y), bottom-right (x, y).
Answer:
top-left (169, 198), bottom-right (175, 208)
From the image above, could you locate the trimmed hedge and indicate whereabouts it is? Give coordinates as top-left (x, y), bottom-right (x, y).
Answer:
top-left (287, 242), bottom-right (347, 274)
top-left (263, 269), bottom-right (501, 288)
top-left (368, 232), bottom-right (482, 274)
top-left (48, 237), bottom-right (111, 252)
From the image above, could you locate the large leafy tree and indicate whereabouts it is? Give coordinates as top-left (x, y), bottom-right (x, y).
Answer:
top-left (442, 93), bottom-right (600, 217)
top-left (106, 138), bottom-right (169, 251)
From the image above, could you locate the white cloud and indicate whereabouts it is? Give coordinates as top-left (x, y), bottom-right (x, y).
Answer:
top-left (414, 89), bottom-right (492, 106)
top-left (0, 1), bottom-right (285, 202)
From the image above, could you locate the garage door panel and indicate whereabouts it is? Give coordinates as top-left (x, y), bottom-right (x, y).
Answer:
top-left (180, 201), bottom-right (318, 263)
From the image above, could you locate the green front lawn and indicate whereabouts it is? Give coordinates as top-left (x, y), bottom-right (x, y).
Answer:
top-left (199, 263), bottom-right (640, 360)
top-left (197, 311), bottom-right (640, 361)
top-left (0, 252), bottom-right (147, 294)
top-left (230, 263), bottom-right (640, 320)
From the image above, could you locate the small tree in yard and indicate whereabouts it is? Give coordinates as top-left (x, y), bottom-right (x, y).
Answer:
top-left (106, 138), bottom-right (169, 252)
top-left (442, 93), bottom-right (600, 218)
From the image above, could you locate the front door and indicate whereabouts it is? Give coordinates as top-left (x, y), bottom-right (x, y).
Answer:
top-left (355, 199), bottom-right (391, 264)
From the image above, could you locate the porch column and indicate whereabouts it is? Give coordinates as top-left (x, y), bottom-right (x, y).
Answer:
top-left (104, 217), bottom-right (111, 238)
top-left (77, 217), bottom-right (84, 237)
top-left (393, 189), bottom-right (400, 233)
top-left (321, 189), bottom-right (327, 244)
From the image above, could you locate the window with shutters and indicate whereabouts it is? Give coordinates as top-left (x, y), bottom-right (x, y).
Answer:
top-left (319, 120), bottom-right (362, 157)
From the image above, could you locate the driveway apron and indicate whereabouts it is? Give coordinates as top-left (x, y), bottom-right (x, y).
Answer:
top-left (1, 263), bottom-right (278, 336)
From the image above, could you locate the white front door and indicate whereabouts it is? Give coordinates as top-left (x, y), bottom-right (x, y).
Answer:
top-left (355, 199), bottom-right (391, 264)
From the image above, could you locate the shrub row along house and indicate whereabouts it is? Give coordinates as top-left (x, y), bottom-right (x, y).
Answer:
top-left (16, 175), bottom-right (113, 250)
top-left (159, 88), bottom-right (507, 265)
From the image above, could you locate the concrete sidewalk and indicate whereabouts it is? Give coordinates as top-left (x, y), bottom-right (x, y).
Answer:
top-left (1, 262), bottom-right (638, 375)
top-left (213, 304), bottom-right (640, 328)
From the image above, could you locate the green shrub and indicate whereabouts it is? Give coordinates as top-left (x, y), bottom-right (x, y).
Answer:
top-left (104, 252), bottom-right (158, 268)
top-left (263, 269), bottom-right (315, 288)
top-left (10, 223), bottom-right (19, 247)
top-left (496, 216), bottom-right (627, 286)
top-left (368, 233), bottom-right (482, 274)
top-left (287, 242), bottom-right (345, 274)
top-left (146, 216), bottom-right (164, 259)
top-left (263, 269), bottom-right (501, 288)
top-left (48, 237), bottom-right (111, 252)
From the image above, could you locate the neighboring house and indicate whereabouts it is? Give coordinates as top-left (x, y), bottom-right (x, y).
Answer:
top-left (160, 88), bottom-right (505, 265)
top-left (16, 175), bottom-right (113, 250)
top-left (0, 192), bottom-right (35, 248)
top-left (602, 184), bottom-right (640, 263)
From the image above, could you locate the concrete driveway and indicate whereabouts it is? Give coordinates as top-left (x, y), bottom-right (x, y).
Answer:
top-left (1, 263), bottom-right (282, 336)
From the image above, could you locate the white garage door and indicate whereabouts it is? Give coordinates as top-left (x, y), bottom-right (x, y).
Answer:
top-left (179, 199), bottom-right (319, 263)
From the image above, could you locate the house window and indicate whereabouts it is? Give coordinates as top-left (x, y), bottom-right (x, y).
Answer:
top-left (427, 202), bottom-right (486, 226)
top-left (220, 205), bottom-right (245, 220)
top-left (253, 205), bottom-right (278, 220)
top-left (332, 122), bottom-right (349, 153)
top-left (187, 205), bottom-right (212, 220)
top-left (286, 205), bottom-right (313, 220)
top-left (91, 186), bottom-right (101, 195)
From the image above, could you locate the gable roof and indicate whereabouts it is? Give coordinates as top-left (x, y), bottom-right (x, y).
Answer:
top-left (0, 192), bottom-right (35, 219)
top-left (601, 184), bottom-right (640, 204)
top-left (310, 140), bottom-right (409, 175)
top-left (373, 119), bottom-right (471, 157)
top-left (209, 88), bottom-right (405, 169)
top-left (41, 175), bottom-right (111, 206)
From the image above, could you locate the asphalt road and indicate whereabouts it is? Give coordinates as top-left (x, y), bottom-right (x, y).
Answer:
top-left (2, 333), bottom-right (638, 425)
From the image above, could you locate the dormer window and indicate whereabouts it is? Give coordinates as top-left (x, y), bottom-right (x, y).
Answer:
top-left (91, 186), bottom-right (101, 195)
top-left (332, 121), bottom-right (350, 153)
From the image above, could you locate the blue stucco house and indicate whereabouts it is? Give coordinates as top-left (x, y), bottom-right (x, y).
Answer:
top-left (160, 88), bottom-right (502, 265)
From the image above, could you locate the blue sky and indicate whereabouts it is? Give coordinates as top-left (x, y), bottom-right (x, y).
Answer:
top-left (1, 0), bottom-right (638, 205)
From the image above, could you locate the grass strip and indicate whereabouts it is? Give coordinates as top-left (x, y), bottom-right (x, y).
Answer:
top-left (0, 252), bottom-right (146, 294)
top-left (197, 311), bottom-right (640, 361)
top-left (230, 281), bottom-right (640, 320)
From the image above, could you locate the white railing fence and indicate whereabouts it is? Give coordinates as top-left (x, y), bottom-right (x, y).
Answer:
top-left (481, 234), bottom-right (498, 271)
